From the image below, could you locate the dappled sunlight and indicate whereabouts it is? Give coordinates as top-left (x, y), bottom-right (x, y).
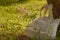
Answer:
top-left (0, 0), bottom-right (47, 40)
top-left (0, 0), bottom-right (60, 40)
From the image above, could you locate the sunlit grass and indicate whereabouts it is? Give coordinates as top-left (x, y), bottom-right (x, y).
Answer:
top-left (0, 0), bottom-right (60, 40)
top-left (0, 0), bottom-right (47, 40)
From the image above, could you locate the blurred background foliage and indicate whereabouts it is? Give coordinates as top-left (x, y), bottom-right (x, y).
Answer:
top-left (0, 0), bottom-right (60, 40)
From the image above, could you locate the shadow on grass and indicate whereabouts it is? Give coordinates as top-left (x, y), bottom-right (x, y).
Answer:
top-left (0, 0), bottom-right (29, 6)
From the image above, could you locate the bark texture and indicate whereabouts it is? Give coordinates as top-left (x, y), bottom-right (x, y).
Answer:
top-left (47, 0), bottom-right (60, 39)
top-left (47, 0), bottom-right (60, 19)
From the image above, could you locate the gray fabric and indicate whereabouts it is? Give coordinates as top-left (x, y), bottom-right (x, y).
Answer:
top-left (24, 17), bottom-right (60, 40)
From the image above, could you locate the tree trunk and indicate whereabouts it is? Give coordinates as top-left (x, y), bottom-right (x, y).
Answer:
top-left (47, 0), bottom-right (60, 19)
top-left (47, 0), bottom-right (60, 39)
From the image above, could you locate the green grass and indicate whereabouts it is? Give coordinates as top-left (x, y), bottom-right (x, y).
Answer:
top-left (0, 0), bottom-right (60, 40)
top-left (0, 0), bottom-right (46, 40)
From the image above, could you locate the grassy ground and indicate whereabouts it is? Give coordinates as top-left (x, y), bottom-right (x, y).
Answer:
top-left (0, 0), bottom-right (60, 40)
